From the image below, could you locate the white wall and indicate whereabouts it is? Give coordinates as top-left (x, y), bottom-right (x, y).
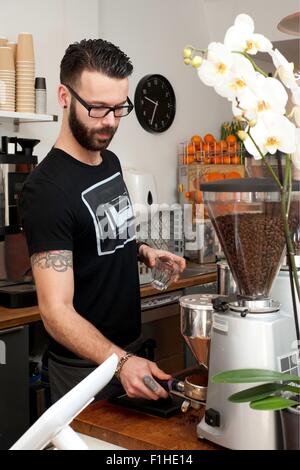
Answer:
top-left (203, 0), bottom-right (300, 42)
top-left (1, 0), bottom-right (297, 204)
top-left (0, 0), bottom-right (99, 159)
top-left (97, 0), bottom-right (232, 204)
top-left (97, 0), bottom-right (299, 204)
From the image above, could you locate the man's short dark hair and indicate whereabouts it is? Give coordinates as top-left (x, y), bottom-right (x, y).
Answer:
top-left (60, 38), bottom-right (133, 87)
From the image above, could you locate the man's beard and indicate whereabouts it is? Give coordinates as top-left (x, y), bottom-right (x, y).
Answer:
top-left (68, 99), bottom-right (117, 151)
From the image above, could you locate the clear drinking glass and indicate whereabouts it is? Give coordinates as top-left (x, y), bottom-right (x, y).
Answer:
top-left (151, 255), bottom-right (180, 291)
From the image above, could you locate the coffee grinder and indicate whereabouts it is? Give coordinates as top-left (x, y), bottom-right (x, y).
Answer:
top-left (182, 178), bottom-right (300, 450)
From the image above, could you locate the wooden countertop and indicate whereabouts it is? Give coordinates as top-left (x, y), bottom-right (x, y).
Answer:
top-left (0, 267), bottom-right (216, 331)
top-left (72, 400), bottom-right (221, 450)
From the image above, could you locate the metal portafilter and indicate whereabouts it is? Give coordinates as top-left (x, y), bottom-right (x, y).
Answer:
top-left (156, 373), bottom-right (208, 412)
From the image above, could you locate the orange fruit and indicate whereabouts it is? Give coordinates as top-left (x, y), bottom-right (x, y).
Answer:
top-left (187, 143), bottom-right (195, 155)
top-left (204, 133), bottom-right (215, 144)
top-left (193, 190), bottom-right (203, 203)
top-left (219, 140), bottom-right (228, 151)
top-left (230, 156), bottom-right (241, 165)
top-left (213, 156), bottom-right (222, 164)
top-left (215, 143), bottom-right (221, 154)
top-left (226, 134), bottom-right (237, 145)
top-left (223, 155), bottom-right (231, 165)
top-left (224, 171), bottom-right (242, 179)
top-left (191, 135), bottom-right (202, 150)
top-left (202, 172), bottom-right (224, 182)
top-left (187, 154), bottom-right (195, 164)
top-left (202, 143), bottom-right (210, 154)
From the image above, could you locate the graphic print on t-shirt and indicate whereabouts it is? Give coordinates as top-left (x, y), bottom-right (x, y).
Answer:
top-left (81, 172), bottom-right (136, 255)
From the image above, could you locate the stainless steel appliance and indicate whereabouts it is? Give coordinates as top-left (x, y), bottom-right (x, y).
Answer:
top-left (0, 137), bottom-right (39, 307)
top-left (179, 178), bottom-right (300, 450)
top-left (217, 259), bottom-right (237, 295)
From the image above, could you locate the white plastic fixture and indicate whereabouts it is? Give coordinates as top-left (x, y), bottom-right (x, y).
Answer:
top-left (10, 353), bottom-right (118, 450)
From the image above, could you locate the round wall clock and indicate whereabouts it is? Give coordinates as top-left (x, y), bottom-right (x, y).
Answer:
top-left (134, 74), bottom-right (176, 133)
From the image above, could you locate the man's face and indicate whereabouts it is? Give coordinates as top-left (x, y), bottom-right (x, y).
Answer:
top-left (68, 70), bottom-right (129, 151)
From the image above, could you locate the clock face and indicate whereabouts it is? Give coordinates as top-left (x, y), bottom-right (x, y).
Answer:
top-left (134, 74), bottom-right (176, 133)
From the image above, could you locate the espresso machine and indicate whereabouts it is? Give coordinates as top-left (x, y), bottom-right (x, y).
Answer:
top-left (179, 178), bottom-right (300, 450)
top-left (0, 136), bottom-right (39, 307)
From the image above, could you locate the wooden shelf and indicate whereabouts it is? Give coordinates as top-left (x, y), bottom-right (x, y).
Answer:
top-left (0, 111), bottom-right (58, 130)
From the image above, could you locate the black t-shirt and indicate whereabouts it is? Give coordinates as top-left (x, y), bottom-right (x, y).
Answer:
top-left (20, 147), bottom-right (141, 358)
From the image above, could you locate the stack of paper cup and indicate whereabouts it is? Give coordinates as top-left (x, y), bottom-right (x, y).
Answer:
top-left (0, 46), bottom-right (15, 112)
top-left (16, 32), bottom-right (35, 113)
top-left (7, 42), bottom-right (17, 64)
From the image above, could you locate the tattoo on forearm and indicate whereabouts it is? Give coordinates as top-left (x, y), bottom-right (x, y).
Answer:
top-left (31, 251), bottom-right (73, 272)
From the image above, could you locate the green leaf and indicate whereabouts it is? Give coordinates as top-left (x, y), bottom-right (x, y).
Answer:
top-left (250, 396), bottom-right (298, 411)
top-left (228, 383), bottom-right (294, 403)
top-left (286, 385), bottom-right (300, 394)
top-left (212, 369), bottom-right (300, 384)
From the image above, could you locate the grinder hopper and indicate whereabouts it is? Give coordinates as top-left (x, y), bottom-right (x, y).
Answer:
top-left (201, 178), bottom-right (300, 300)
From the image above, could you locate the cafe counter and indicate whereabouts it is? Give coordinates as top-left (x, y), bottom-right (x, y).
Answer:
top-left (0, 266), bottom-right (217, 331)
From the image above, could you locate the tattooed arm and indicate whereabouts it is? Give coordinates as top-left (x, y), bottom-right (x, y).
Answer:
top-left (31, 250), bottom-right (126, 365)
top-left (32, 250), bottom-right (170, 400)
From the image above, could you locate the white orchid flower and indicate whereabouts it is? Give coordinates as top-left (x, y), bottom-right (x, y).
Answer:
top-left (292, 128), bottom-right (300, 170)
top-left (269, 49), bottom-right (300, 106)
top-left (244, 112), bottom-right (296, 159)
top-left (215, 53), bottom-right (256, 101)
top-left (232, 74), bottom-right (288, 120)
top-left (197, 42), bottom-right (233, 87)
top-left (269, 49), bottom-right (296, 87)
top-left (291, 84), bottom-right (300, 106)
top-left (224, 14), bottom-right (272, 55)
top-left (294, 106), bottom-right (300, 127)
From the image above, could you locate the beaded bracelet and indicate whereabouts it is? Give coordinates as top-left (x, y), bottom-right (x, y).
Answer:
top-left (115, 352), bottom-right (134, 380)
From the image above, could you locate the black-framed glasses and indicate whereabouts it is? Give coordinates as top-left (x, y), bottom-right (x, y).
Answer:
top-left (64, 84), bottom-right (134, 118)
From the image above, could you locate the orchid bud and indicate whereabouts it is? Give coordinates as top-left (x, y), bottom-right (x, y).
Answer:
top-left (237, 130), bottom-right (248, 141)
top-left (184, 58), bottom-right (191, 65)
top-left (183, 47), bottom-right (192, 59)
top-left (191, 55), bottom-right (203, 69)
top-left (248, 119), bottom-right (257, 128)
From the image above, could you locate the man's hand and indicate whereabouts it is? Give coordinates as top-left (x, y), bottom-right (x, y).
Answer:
top-left (119, 355), bottom-right (172, 400)
top-left (138, 245), bottom-right (186, 282)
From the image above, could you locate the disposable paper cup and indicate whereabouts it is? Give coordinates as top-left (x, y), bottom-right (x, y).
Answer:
top-left (0, 47), bottom-right (15, 71)
top-left (7, 42), bottom-right (17, 63)
top-left (16, 62), bottom-right (34, 66)
top-left (16, 105), bottom-right (35, 110)
top-left (16, 66), bottom-right (34, 70)
top-left (16, 61), bottom-right (35, 65)
top-left (16, 33), bottom-right (34, 62)
top-left (0, 95), bottom-right (15, 100)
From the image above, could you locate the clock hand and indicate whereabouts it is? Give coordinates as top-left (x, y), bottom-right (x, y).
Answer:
top-left (145, 96), bottom-right (157, 106)
top-left (150, 102), bottom-right (158, 125)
